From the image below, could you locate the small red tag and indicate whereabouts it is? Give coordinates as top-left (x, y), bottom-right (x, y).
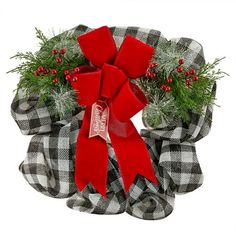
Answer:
top-left (89, 100), bottom-right (109, 140)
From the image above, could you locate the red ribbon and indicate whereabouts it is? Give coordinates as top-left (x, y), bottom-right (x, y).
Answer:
top-left (69, 26), bottom-right (158, 197)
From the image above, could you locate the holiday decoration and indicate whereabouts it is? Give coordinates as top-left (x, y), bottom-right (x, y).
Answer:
top-left (9, 25), bottom-right (227, 220)
top-left (68, 27), bottom-right (157, 197)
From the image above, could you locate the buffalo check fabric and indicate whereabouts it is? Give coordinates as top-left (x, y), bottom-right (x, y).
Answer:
top-left (11, 25), bottom-right (215, 220)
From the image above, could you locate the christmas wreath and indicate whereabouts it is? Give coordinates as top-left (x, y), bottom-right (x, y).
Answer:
top-left (9, 25), bottom-right (226, 220)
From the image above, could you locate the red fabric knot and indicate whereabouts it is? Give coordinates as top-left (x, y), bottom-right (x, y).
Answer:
top-left (69, 26), bottom-right (158, 197)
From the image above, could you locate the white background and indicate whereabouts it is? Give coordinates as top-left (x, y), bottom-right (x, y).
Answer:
top-left (0, 0), bottom-right (235, 235)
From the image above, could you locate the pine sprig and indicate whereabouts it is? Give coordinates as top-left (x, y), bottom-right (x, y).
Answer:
top-left (138, 42), bottom-right (227, 128)
top-left (48, 85), bottom-right (79, 119)
top-left (35, 27), bottom-right (48, 46)
top-left (8, 28), bottom-right (86, 118)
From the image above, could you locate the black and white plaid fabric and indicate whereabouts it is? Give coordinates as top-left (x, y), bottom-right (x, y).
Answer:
top-left (11, 25), bottom-right (215, 220)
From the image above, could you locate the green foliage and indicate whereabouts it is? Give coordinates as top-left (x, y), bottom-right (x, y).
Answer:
top-left (8, 28), bottom-right (86, 118)
top-left (48, 85), bottom-right (79, 119)
top-left (138, 41), bottom-right (228, 128)
top-left (8, 30), bottom-right (227, 125)
top-left (142, 94), bottom-right (177, 128)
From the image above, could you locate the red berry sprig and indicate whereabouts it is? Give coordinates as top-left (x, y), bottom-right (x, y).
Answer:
top-left (34, 66), bottom-right (45, 76)
top-left (34, 71), bottom-right (40, 76)
top-left (72, 77), bottom-right (78, 82)
top-left (64, 70), bottom-right (70, 76)
top-left (52, 48), bottom-right (66, 64)
top-left (74, 67), bottom-right (80, 73)
top-left (161, 84), bottom-right (171, 92)
top-left (56, 58), bottom-right (62, 63)
top-left (145, 62), bottom-right (158, 78)
top-left (60, 48), bottom-right (66, 55)
top-left (65, 74), bottom-right (72, 80)
top-left (177, 66), bottom-right (184, 73)
top-left (189, 69), bottom-right (196, 75)
top-left (185, 79), bottom-right (191, 87)
top-left (52, 78), bottom-right (59, 84)
top-left (149, 62), bottom-right (158, 69)
top-left (174, 58), bottom-right (200, 87)
top-left (146, 71), bottom-right (157, 78)
top-left (184, 68), bottom-right (199, 87)
top-left (178, 59), bottom-right (184, 65)
top-left (167, 76), bottom-right (173, 84)
top-left (176, 58), bottom-right (185, 73)
top-left (44, 69), bottom-right (49, 75)
top-left (37, 66), bottom-right (44, 72)
top-left (52, 49), bottom-right (58, 55)
top-left (52, 48), bottom-right (66, 55)
top-left (51, 69), bottom-right (57, 75)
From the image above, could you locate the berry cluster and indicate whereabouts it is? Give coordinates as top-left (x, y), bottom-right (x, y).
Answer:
top-left (52, 48), bottom-right (66, 64)
top-left (147, 58), bottom-right (201, 93)
top-left (176, 59), bottom-right (199, 87)
top-left (34, 66), bottom-right (49, 76)
top-left (161, 75), bottom-right (173, 92)
top-left (33, 48), bottom-right (67, 85)
top-left (145, 62), bottom-right (158, 78)
top-left (34, 66), bottom-right (60, 84)
top-left (64, 67), bottom-right (80, 82)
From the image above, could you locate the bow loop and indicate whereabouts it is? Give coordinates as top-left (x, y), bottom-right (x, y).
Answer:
top-left (114, 35), bottom-right (155, 78)
top-left (111, 82), bottom-right (148, 122)
top-left (78, 26), bottom-right (117, 67)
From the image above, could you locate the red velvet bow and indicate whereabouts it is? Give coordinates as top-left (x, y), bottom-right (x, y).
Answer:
top-left (69, 26), bottom-right (158, 197)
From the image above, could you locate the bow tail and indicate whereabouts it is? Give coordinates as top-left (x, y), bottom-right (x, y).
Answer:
top-left (109, 120), bottom-right (158, 192)
top-left (75, 106), bottom-right (109, 197)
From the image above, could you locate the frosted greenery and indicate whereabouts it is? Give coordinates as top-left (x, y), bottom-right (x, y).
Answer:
top-left (138, 41), bottom-right (227, 128)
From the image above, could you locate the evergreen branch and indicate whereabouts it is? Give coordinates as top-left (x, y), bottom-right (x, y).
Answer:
top-left (35, 27), bottom-right (48, 46)
top-left (137, 41), bottom-right (228, 128)
top-left (8, 28), bottom-right (86, 118)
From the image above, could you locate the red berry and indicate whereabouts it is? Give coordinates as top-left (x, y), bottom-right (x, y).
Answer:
top-left (146, 71), bottom-right (151, 77)
top-left (150, 72), bottom-right (157, 78)
top-left (72, 77), bottom-right (78, 82)
top-left (161, 84), bottom-right (167, 91)
top-left (56, 58), bottom-right (62, 63)
top-left (178, 59), bottom-right (184, 65)
top-left (165, 86), bottom-right (171, 92)
top-left (66, 74), bottom-right (72, 80)
top-left (34, 71), bottom-right (40, 76)
top-left (60, 48), bottom-right (66, 55)
top-left (74, 67), bottom-right (80, 73)
top-left (44, 69), bottom-right (49, 74)
top-left (167, 76), bottom-right (173, 83)
top-left (51, 69), bottom-right (57, 75)
top-left (52, 49), bottom-right (58, 55)
top-left (189, 69), bottom-right (196, 75)
top-left (149, 62), bottom-right (158, 68)
top-left (64, 70), bottom-right (70, 76)
top-left (185, 71), bottom-right (189, 77)
top-left (193, 76), bottom-right (199, 81)
top-left (177, 66), bottom-right (183, 73)
top-left (186, 79), bottom-right (191, 87)
top-left (37, 66), bottom-right (44, 72)
top-left (153, 62), bottom-right (158, 67)
top-left (52, 78), bottom-right (59, 84)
